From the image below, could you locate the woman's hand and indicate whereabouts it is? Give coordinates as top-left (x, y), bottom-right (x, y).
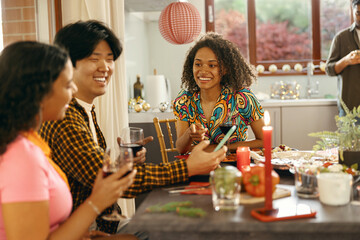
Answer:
top-left (89, 164), bottom-right (137, 213)
top-left (189, 123), bottom-right (208, 142)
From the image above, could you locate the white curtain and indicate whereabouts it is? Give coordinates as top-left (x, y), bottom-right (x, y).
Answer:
top-left (61, 0), bottom-right (134, 218)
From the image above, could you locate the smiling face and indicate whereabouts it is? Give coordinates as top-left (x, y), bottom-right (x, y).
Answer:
top-left (42, 59), bottom-right (77, 121)
top-left (193, 47), bottom-right (222, 93)
top-left (72, 40), bottom-right (115, 103)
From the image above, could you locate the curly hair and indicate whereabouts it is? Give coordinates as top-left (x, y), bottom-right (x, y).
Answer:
top-left (181, 32), bottom-right (257, 93)
top-left (0, 41), bottom-right (69, 154)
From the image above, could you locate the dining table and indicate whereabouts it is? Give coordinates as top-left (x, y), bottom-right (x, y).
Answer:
top-left (127, 178), bottom-right (360, 240)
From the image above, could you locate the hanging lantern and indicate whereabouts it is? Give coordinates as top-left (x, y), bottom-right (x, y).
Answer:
top-left (158, 1), bottom-right (202, 45)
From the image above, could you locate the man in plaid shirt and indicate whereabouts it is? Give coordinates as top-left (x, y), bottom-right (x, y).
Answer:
top-left (40, 20), bottom-right (226, 235)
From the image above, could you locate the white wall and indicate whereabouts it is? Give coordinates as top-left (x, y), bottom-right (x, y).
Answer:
top-left (124, 11), bottom-right (150, 98)
top-left (124, 0), bottom-right (338, 103)
top-left (125, 0), bottom-right (205, 101)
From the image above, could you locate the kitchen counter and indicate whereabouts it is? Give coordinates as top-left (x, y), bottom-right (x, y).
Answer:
top-left (129, 98), bottom-right (337, 123)
top-left (260, 98), bottom-right (337, 107)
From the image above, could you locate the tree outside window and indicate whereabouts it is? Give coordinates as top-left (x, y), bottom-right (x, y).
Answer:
top-left (213, 0), bottom-right (351, 75)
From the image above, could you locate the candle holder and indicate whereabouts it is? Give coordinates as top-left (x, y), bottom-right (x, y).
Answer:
top-left (251, 111), bottom-right (316, 222)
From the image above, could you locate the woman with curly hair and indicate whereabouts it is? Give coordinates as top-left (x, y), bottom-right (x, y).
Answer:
top-left (0, 41), bottom-right (137, 240)
top-left (174, 32), bottom-right (265, 154)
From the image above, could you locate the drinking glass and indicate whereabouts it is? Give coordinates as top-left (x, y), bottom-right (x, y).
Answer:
top-left (210, 166), bottom-right (241, 211)
top-left (120, 127), bottom-right (144, 157)
top-left (102, 146), bottom-right (133, 221)
top-left (219, 111), bottom-right (237, 153)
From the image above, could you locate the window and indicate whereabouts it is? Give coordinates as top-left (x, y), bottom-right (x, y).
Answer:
top-left (320, 0), bottom-right (351, 60)
top-left (208, 0), bottom-right (352, 75)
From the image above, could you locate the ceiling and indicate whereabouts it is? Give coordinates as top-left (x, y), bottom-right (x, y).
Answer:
top-left (124, 0), bottom-right (175, 12)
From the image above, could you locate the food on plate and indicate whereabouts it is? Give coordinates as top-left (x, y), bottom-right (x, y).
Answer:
top-left (294, 161), bottom-right (359, 177)
top-left (222, 153), bottom-right (237, 162)
top-left (272, 144), bottom-right (292, 152)
top-left (242, 165), bottom-right (280, 197)
top-left (319, 162), bottom-right (359, 176)
top-left (258, 144), bottom-right (292, 156)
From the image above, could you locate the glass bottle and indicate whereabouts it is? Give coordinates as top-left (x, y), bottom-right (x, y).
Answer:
top-left (133, 74), bottom-right (143, 99)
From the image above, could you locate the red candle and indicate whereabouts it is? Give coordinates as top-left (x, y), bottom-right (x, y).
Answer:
top-left (236, 146), bottom-right (250, 173)
top-left (262, 111), bottom-right (273, 210)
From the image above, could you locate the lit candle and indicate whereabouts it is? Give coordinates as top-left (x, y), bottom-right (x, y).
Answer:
top-left (262, 110), bottom-right (273, 210)
top-left (236, 146), bottom-right (250, 173)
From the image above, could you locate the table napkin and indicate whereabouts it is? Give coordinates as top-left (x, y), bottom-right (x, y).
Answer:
top-left (181, 182), bottom-right (211, 195)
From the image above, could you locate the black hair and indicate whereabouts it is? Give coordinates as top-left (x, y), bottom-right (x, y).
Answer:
top-left (0, 41), bottom-right (69, 154)
top-left (181, 32), bottom-right (257, 94)
top-left (54, 20), bottom-right (122, 67)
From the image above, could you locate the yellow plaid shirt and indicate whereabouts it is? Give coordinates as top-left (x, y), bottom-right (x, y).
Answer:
top-left (40, 98), bottom-right (189, 233)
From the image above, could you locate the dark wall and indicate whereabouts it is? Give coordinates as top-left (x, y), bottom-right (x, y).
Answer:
top-left (129, 121), bottom-right (178, 208)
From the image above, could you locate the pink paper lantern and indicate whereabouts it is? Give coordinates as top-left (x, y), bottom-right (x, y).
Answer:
top-left (158, 2), bottom-right (202, 45)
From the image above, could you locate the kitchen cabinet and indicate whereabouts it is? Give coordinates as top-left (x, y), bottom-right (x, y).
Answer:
top-left (246, 99), bottom-right (338, 150)
top-left (281, 105), bottom-right (338, 150)
top-left (247, 107), bottom-right (281, 147)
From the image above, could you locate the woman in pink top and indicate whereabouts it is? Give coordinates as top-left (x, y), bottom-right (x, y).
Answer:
top-left (0, 41), bottom-right (137, 240)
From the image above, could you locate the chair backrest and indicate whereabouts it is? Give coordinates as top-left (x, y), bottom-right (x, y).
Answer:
top-left (153, 117), bottom-right (178, 163)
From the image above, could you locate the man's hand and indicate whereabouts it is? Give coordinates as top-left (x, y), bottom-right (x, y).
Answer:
top-left (117, 136), bottom-right (154, 164)
top-left (186, 140), bottom-right (227, 177)
top-left (346, 50), bottom-right (360, 65)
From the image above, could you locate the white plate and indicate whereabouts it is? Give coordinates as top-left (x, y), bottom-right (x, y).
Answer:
top-left (251, 150), bottom-right (335, 170)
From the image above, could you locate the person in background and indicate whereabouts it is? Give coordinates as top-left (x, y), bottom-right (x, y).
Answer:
top-left (325, 0), bottom-right (360, 116)
top-left (40, 20), bottom-right (227, 235)
top-left (0, 41), bottom-right (137, 240)
top-left (174, 32), bottom-right (265, 154)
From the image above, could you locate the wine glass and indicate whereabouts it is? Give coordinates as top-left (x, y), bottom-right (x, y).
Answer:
top-left (102, 146), bottom-right (133, 221)
top-left (219, 111), bottom-right (237, 154)
top-left (119, 127), bottom-right (144, 157)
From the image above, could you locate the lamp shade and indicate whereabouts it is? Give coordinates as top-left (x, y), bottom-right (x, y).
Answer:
top-left (158, 2), bottom-right (202, 45)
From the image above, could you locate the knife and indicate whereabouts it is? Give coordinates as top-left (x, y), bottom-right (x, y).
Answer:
top-left (168, 185), bottom-right (210, 194)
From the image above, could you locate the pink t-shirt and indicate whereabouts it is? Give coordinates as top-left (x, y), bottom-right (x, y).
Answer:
top-left (0, 135), bottom-right (72, 239)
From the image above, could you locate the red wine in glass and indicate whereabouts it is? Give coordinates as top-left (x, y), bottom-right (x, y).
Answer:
top-left (120, 143), bottom-right (143, 156)
top-left (103, 171), bottom-right (115, 178)
top-left (102, 146), bottom-right (133, 221)
top-left (219, 123), bottom-right (238, 135)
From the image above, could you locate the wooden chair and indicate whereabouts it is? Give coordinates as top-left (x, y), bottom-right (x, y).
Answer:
top-left (153, 117), bottom-right (178, 163)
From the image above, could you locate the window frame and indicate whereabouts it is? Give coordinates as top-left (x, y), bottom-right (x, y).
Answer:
top-left (205, 0), bottom-right (353, 76)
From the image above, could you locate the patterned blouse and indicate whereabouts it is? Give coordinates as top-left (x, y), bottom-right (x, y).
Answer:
top-left (173, 87), bottom-right (264, 145)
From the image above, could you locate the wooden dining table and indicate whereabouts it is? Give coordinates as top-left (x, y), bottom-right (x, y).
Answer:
top-left (127, 183), bottom-right (360, 240)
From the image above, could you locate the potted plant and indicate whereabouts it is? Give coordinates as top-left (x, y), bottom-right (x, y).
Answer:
top-left (309, 100), bottom-right (360, 168)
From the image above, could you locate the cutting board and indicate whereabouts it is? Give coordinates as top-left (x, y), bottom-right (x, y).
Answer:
top-left (240, 187), bottom-right (291, 204)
